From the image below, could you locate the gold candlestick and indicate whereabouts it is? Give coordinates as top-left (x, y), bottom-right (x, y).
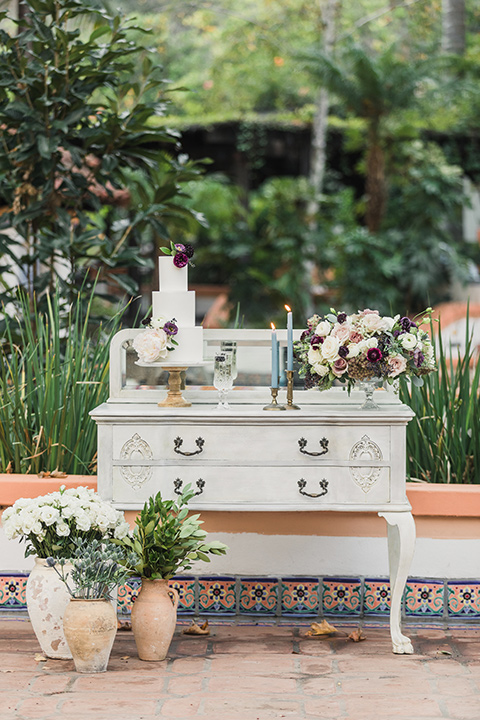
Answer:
top-left (286, 370), bottom-right (300, 410)
top-left (158, 367), bottom-right (191, 407)
top-left (263, 387), bottom-right (286, 411)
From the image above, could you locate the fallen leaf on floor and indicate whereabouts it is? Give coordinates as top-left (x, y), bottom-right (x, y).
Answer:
top-left (438, 650), bottom-right (453, 656)
top-left (348, 628), bottom-right (366, 643)
top-left (305, 619), bottom-right (338, 637)
top-left (34, 653), bottom-right (47, 662)
top-left (120, 656), bottom-right (130, 660)
top-left (117, 619), bottom-right (132, 631)
top-left (38, 469), bottom-right (67, 478)
top-left (182, 620), bottom-right (210, 636)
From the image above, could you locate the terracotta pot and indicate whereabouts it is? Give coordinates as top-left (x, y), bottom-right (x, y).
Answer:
top-left (26, 558), bottom-right (73, 660)
top-left (131, 578), bottom-right (179, 661)
top-left (63, 599), bottom-right (117, 673)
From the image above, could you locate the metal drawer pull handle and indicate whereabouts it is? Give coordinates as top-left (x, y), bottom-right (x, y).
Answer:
top-left (297, 478), bottom-right (328, 498)
top-left (174, 478), bottom-right (205, 496)
top-left (298, 437), bottom-right (329, 456)
top-left (174, 436), bottom-right (205, 456)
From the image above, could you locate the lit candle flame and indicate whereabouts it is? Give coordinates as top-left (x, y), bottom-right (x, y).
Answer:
top-left (271, 322), bottom-right (276, 330)
top-left (285, 304), bottom-right (291, 312)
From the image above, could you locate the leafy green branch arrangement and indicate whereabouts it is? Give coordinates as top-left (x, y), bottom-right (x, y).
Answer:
top-left (116, 485), bottom-right (228, 580)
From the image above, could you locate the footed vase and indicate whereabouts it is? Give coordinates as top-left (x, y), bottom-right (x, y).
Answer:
top-left (131, 578), bottom-right (179, 661)
top-left (25, 558), bottom-right (73, 660)
top-left (63, 599), bottom-right (117, 673)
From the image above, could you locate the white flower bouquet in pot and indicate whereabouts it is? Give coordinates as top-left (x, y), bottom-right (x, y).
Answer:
top-left (1, 486), bottom-right (130, 659)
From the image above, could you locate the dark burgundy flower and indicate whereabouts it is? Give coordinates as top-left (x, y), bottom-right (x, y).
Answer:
top-left (300, 330), bottom-right (309, 341)
top-left (173, 252), bottom-right (189, 268)
top-left (337, 312), bottom-right (347, 324)
top-left (163, 320), bottom-right (178, 336)
top-left (141, 316), bottom-right (152, 327)
top-left (400, 316), bottom-right (412, 331)
top-left (338, 345), bottom-right (349, 358)
top-left (310, 334), bottom-right (322, 349)
top-left (183, 243), bottom-right (195, 259)
top-left (367, 347), bottom-right (383, 363)
top-left (414, 350), bottom-right (425, 368)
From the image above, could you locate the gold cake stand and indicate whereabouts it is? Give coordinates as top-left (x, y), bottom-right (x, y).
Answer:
top-left (135, 360), bottom-right (210, 408)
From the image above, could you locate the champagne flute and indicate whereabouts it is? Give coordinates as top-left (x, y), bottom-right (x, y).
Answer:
top-left (213, 353), bottom-right (233, 409)
top-left (220, 341), bottom-right (237, 382)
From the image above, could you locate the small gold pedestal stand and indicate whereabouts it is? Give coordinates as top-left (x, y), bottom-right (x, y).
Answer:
top-left (286, 370), bottom-right (301, 410)
top-left (263, 387), bottom-right (286, 411)
top-left (158, 367), bottom-right (191, 408)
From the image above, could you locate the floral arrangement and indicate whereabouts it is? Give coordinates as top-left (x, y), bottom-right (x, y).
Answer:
top-left (1, 486), bottom-right (130, 559)
top-left (161, 241), bottom-right (195, 268)
top-left (133, 317), bottom-right (179, 363)
top-left (294, 308), bottom-right (436, 391)
top-left (48, 538), bottom-right (138, 600)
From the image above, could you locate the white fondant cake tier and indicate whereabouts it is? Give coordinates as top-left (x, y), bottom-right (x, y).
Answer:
top-left (152, 290), bottom-right (195, 327)
top-left (159, 256), bottom-right (187, 292)
top-left (164, 327), bottom-right (204, 364)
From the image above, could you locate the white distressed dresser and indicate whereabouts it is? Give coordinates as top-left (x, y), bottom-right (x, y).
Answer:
top-left (92, 328), bottom-right (416, 654)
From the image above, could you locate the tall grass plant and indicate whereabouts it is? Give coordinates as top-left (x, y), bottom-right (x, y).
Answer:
top-left (0, 291), bottom-right (125, 475)
top-left (400, 314), bottom-right (480, 482)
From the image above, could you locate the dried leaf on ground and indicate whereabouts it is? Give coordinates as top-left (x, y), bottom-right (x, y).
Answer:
top-left (120, 656), bottom-right (130, 660)
top-left (5, 462), bottom-right (13, 474)
top-left (182, 620), bottom-right (210, 636)
top-left (348, 628), bottom-right (366, 643)
top-left (117, 619), bottom-right (132, 631)
top-left (34, 653), bottom-right (47, 662)
top-left (305, 619), bottom-right (338, 637)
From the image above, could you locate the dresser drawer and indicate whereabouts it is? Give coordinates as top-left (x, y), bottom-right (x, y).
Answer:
top-left (111, 464), bottom-right (391, 508)
top-left (112, 424), bottom-right (390, 466)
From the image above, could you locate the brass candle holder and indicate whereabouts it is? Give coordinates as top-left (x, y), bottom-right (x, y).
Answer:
top-left (285, 370), bottom-right (301, 410)
top-left (263, 387), bottom-right (286, 411)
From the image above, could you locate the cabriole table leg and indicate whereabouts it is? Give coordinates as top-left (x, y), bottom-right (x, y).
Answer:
top-left (378, 510), bottom-right (416, 655)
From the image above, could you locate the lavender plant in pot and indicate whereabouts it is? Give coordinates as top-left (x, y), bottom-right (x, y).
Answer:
top-left (116, 484), bottom-right (228, 661)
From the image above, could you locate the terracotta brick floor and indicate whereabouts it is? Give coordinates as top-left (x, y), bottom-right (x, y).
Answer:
top-left (1, 618), bottom-right (480, 719)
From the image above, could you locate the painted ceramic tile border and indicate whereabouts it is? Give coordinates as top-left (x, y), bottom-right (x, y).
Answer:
top-left (3, 573), bottom-right (480, 620)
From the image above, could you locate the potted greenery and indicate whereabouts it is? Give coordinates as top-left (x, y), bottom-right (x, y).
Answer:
top-left (48, 539), bottom-right (137, 673)
top-left (117, 485), bottom-right (227, 661)
top-left (1, 486), bottom-right (130, 659)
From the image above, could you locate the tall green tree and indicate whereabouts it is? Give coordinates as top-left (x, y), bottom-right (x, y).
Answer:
top-left (0, 0), bottom-right (201, 310)
top-left (301, 42), bottom-right (435, 232)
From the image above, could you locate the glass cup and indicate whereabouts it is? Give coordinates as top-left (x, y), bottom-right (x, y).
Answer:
top-left (213, 353), bottom-right (234, 409)
top-left (220, 341), bottom-right (237, 382)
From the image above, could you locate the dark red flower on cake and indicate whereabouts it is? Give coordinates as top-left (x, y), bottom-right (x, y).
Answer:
top-left (183, 243), bottom-right (195, 259)
top-left (173, 252), bottom-right (189, 268)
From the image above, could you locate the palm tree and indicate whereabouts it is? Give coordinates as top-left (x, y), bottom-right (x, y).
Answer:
top-left (301, 43), bottom-right (433, 232)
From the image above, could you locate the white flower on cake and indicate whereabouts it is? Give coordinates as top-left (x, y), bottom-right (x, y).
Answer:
top-left (133, 317), bottom-right (179, 364)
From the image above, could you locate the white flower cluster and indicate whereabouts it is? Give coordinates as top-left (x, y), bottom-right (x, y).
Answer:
top-left (2, 486), bottom-right (129, 555)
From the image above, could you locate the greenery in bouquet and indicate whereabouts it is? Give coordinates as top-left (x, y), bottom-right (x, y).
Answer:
top-left (294, 308), bottom-right (436, 392)
top-left (116, 485), bottom-right (227, 580)
top-left (1, 486), bottom-right (130, 559)
top-left (47, 538), bottom-right (138, 601)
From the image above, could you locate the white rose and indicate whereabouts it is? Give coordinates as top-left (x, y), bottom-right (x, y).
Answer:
top-left (347, 343), bottom-right (361, 358)
top-left (39, 506), bottom-right (60, 526)
top-left (307, 347), bottom-right (323, 365)
top-left (75, 511), bottom-right (92, 532)
top-left (312, 362), bottom-right (330, 377)
top-left (114, 521), bottom-right (130, 540)
top-left (55, 521), bottom-right (71, 537)
top-left (383, 316), bottom-right (396, 331)
top-left (315, 320), bottom-right (332, 337)
top-left (321, 335), bottom-right (340, 362)
top-left (133, 328), bottom-right (169, 363)
top-left (362, 313), bottom-right (389, 333)
top-left (401, 333), bottom-right (417, 350)
top-left (357, 337), bottom-right (378, 352)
